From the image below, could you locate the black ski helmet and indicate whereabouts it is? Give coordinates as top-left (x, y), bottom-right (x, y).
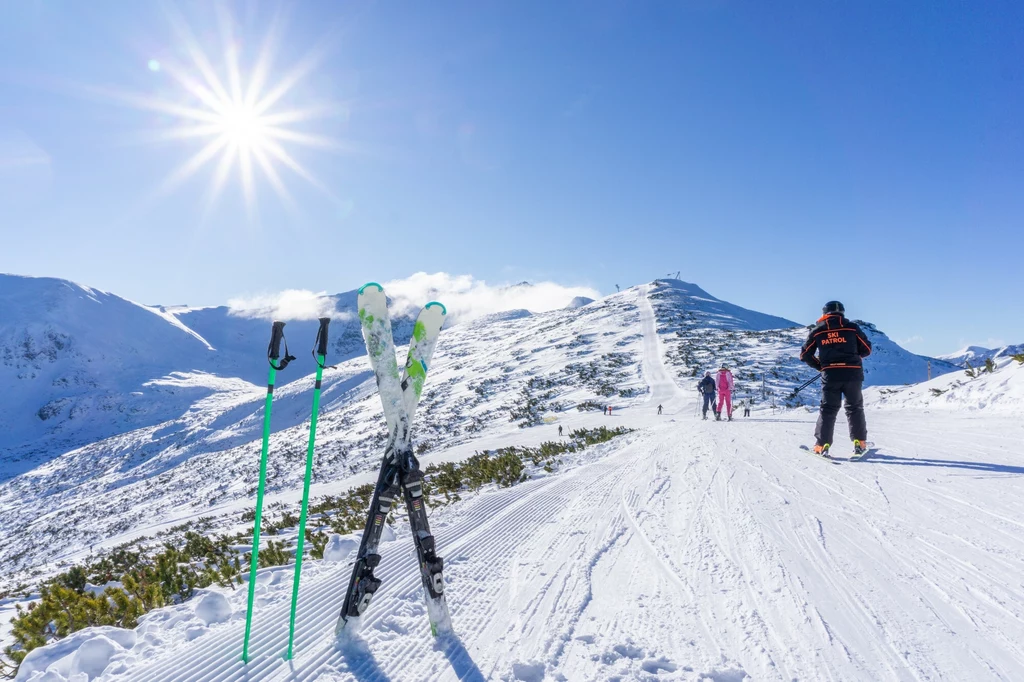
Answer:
top-left (822, 300), bottom-right (845, 315)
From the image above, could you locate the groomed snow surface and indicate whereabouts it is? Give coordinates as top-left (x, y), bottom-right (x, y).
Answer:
top-left (15, 288), bottom-right (1024, 681)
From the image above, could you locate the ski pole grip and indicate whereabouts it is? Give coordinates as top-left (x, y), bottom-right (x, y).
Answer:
top-left (269, 321), bottom-right (286, 360)
top-left (316, 318), bottom-right (331, 356)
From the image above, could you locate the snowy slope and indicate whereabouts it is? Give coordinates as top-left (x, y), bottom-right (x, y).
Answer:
top-left (0, 275), bottom-right (217, 463)
top-left (0, 287), bottom-right (647, 584)
top-left (867, 355), bottom-right (1024, 412)
top-left (11, 285), bottom-right (1024, 682)
top-left (0, 275), bottom-right (420, 471)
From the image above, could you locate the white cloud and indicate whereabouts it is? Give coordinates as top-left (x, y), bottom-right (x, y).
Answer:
top-left (227, 289), bottom-right (348, 321)
top-left (225, 273), bottom-right (602, 323)
top-left (382, 272), bottom-right (601, 323)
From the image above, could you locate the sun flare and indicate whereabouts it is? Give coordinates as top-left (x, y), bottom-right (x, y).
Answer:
top-left (105, 6), bottom-right (342, 216)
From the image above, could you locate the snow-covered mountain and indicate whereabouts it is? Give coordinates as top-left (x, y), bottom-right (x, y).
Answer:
top-left (0, 275), bottom-right (419, 470)
top-left (938, 343), bottom-right (1024, 368)
top-left (0, 277), bottom-right (649, 584)
top-left (5, 282), bottom-right (1023, 682)
top-left (648, 279), bottom-right (959, 402)
top-left (0, 275), bottom-right (963, 582)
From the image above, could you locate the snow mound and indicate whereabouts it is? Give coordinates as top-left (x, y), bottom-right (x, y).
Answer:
top-left (323, 534), bottom-right (359, 562)
top-left (566, 296), bottom-right (594, 309)
top-left (866, 356), bottom-right (1024, 411)
top-left (68, 635), bottom-right (122, 680)
top-left (194, 592), bottom-right (231, 626)
top-left (15, 627), bottom-right (134, 681)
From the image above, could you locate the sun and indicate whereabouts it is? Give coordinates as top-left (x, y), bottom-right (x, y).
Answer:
top-left (218, 103), bottom-right (263, 148)
top-left (107, 5), bottom-right (343, 216)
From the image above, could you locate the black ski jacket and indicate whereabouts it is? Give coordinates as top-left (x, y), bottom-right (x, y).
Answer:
top-left (697, 376), bottom-right (716, 395)
top-left (800, 314), bottom-right (872, 380)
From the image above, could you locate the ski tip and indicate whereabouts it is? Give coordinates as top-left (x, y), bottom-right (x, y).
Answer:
top-left (358, 282), bottom-right (383, 295)
top-left (425, 301), bottom-right (447, 315)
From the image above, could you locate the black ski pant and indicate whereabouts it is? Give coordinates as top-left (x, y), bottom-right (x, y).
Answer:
top-left (815, 375), bottom-right (867, 446)
top-left (701, 392), bottom-right (716, 417)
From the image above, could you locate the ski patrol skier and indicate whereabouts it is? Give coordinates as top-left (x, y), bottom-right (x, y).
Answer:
top-left (799, 300), bottom-right (873, 457)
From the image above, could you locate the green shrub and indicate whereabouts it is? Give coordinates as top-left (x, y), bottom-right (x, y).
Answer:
top-left (423, 426), bottom-right (631, 504)
top-left (256, 540), bottom-right (291, 569)
top-left (305, 531), bottom-right (330, 561)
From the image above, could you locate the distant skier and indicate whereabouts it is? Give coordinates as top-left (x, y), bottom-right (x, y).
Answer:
top-left (716, 366), bottom-right (734, 421)
top-left (743, 400), bottom-right (751, 418)
top-left (800, 300), bottom-right (873, 457)
top-left (657, 404), bottom-right (663, 415)
top-left (697, 371), bottom-right (716, 420)
top-left (558, 425), bottom-right (563, 437)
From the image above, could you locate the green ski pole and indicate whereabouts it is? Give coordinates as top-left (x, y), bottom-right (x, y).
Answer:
top-left (243, 321), bottom-right (295, 664)
top-left (285, 317), bottom-right (331, 660)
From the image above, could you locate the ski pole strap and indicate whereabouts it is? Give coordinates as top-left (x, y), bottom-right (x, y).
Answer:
top-left (312, 317), bottom-right (336, 369)
top-left (268, 321), bottom-right (297, 370)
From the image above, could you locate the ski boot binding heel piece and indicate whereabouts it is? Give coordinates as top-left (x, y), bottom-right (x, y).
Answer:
top-left (417, 535), bottom-right (445, 598)
top-left (813, 443), bottom-right (832, 458)
top-left (346, 554), bottom-right (383, 618)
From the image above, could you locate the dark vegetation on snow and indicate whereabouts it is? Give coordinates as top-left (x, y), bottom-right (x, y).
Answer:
top-left (0, 426), bottom-right (631, 676)
top-left (964, 357), bottom-right (999, 378)
top-left (424, 426), bottom-right (632, 503)
top-left (0, 530), bottom-right (244, 675)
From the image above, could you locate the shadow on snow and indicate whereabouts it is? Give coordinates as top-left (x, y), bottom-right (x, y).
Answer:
top-left (862, 452), bottom-right (1024, 475)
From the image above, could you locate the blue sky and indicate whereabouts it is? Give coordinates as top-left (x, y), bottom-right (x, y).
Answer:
top-left (0, 0), bottom-right (1021, 356)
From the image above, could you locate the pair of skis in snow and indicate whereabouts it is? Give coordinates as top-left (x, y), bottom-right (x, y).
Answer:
top-left (335, 283), bottom-right (453, 638)
top-left (799, 442), bottom-right (876, 464)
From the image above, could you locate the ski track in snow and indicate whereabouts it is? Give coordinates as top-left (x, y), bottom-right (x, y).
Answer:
top-left (25, 286), bottom-right (1024, 681)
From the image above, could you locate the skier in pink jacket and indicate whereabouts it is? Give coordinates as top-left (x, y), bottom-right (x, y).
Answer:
top-left (716, 366), bottom-right (734, 421)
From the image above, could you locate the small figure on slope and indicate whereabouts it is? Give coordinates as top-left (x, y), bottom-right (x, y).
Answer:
top-left (558, 425), bottom-right (563, 437)
top-left (657, 404), bottom-right (663, 415)
top-left (716, 366), bottom-right (734, 421)
top-left (697, 371), bottom-right (716, 420)
top-left (800, 300), bottom-right (873, 457)
top-left (743, 400), bottom-right (751, 418)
